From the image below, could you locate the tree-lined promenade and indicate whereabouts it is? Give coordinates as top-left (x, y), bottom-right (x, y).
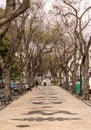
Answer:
top-left (0, 86), bottom-right (91, 130)
top-left (0, 0), bottom-right (91, 101)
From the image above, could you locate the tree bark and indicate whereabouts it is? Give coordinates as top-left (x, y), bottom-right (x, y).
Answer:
top-left (59, 71), bottom-right (63, 86)
top-left (0, 0), bottom-right (30, 39)
top-left (18, 71), bottom-right (23, 93)
top-left (4, 68), bottom-right (11, 99)
top-left (0, 0), bottom-right (30, 26)
top-left (72, 71), bottom-right (76, 93)
top-left (82, 55), bottom-right (89, 100)
top-left (26, 71), bottom-right (32, 91)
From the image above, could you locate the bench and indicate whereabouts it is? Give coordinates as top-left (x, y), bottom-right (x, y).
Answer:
top-left (0, 96), bottom-right (12, 106)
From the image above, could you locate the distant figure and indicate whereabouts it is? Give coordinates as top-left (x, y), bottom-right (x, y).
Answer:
top-left (89, 77), bottom-right (91, 93)
top-left (35, 79), bottom-right (39, 89)
top-left (69, 81), bottom-right (73, 89)
top-left (43, 79), bottom-right (46, 86)
top-left (76, 79), bottom-right (81, 97)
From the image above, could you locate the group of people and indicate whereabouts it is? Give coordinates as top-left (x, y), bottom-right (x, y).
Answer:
top-left (35, 78), bottom-right (47, 89)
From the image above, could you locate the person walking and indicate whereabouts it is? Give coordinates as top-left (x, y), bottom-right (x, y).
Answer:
top-left (43, 79), bottom-right (46, 86)
top-left (35, 79), bottom-right (39, 90)
top-left (76, 79), bottom-right (81, 97)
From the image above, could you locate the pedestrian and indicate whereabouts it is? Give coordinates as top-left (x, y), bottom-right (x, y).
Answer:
top-left (89, 77), bottom-right (91, 94)
top-left (43, 79), bottom-right (46, 86)
top-left (35, 79), bottom-right (39, 90)
top-left (76, 79), bottom-right (81, 97)
top-left (69, 81), bottom-right (73, 91)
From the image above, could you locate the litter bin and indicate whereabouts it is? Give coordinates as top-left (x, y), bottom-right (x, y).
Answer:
top-left (76, 81), bottom-right (81, 95)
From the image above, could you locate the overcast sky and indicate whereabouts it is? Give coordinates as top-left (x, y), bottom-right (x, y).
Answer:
top-left (0, 0), bottom-right (6, 8)
top-left (0, 0), bottom-right (91, 9)
top-left (0, 0), bottom-right (91, 38)
top-left (44, 0), bottom-right (54, 11)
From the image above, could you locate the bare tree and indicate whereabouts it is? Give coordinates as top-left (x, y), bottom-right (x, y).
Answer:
top-left (0, 0), bottom-right (30, 39)
top-left (53, 0), bottom-right (91, 100)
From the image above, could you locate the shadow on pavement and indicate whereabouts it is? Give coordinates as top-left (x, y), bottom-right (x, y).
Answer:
top-left (16, 125), bottom-right (30, 128)
top-left (51, 101), bottom-right (62, 104)
top-left (35, 97), bottom-right (44, 98)
top-left (42, 106), bottom-right (52, 108)
top-left (24, 110), bottom-right (78, 116)
top-left (49, 96), bottom-right (59, 98)
top-left (29, 101), bottom-right (63, 105)
top-left (13, 117), bottom-right (81, 122)
top-left (82, 100), bottom-right (91, 107)
top-left (12, 110), bottom-right (81, 122)
top-left (31, 102), bottom-right (44, 104)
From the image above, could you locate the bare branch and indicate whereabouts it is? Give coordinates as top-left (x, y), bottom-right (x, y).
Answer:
top-left (80, 6), bottom-right (91, 19)
top-left (81, 19), bottom-right (91, 31)
top-left (0, 0), bottom-right (30, 26)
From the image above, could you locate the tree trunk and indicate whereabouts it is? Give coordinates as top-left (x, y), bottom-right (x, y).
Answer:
top-left (66, 75), bottom-right (69, 90)
top-left (72, 71), bottom-right (76, 93)
top-left (71, 46), bottom-right (77, 93)
top-left (30, 69), bottom-right (35, 89)
top-left (18, 71), bottom-right (23, 93)
top-left (59, 71), bottom-right (62, 86)
top-left (26, 71), bottom-right (32, 91)
top-left (4, 68), bottom-right (11, 99)
top-left (82, 56), bottom-right (89, 100)
top-left (65, 71), bottom-right (69, 90)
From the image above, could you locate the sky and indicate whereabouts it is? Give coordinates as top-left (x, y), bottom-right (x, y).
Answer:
top-left (0, 0), bottom-right (6, 8)
top-left (0, 0), bottom-right (91, 10)
top-left (0, 0), bottom-right (55, 15)
top-left (0, 0), bottom-right (91, 39)
top-left (0, 0), bottom-right (54, 11)
top-left (44, 0), bottom-right (54, 12)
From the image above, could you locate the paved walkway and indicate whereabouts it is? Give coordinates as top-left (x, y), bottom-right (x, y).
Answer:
top-left (0, 86), bottom-right (91, 130)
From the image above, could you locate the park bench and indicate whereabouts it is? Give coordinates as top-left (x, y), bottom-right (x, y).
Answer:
top-left (0, 96), bottom-right (12, 106)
